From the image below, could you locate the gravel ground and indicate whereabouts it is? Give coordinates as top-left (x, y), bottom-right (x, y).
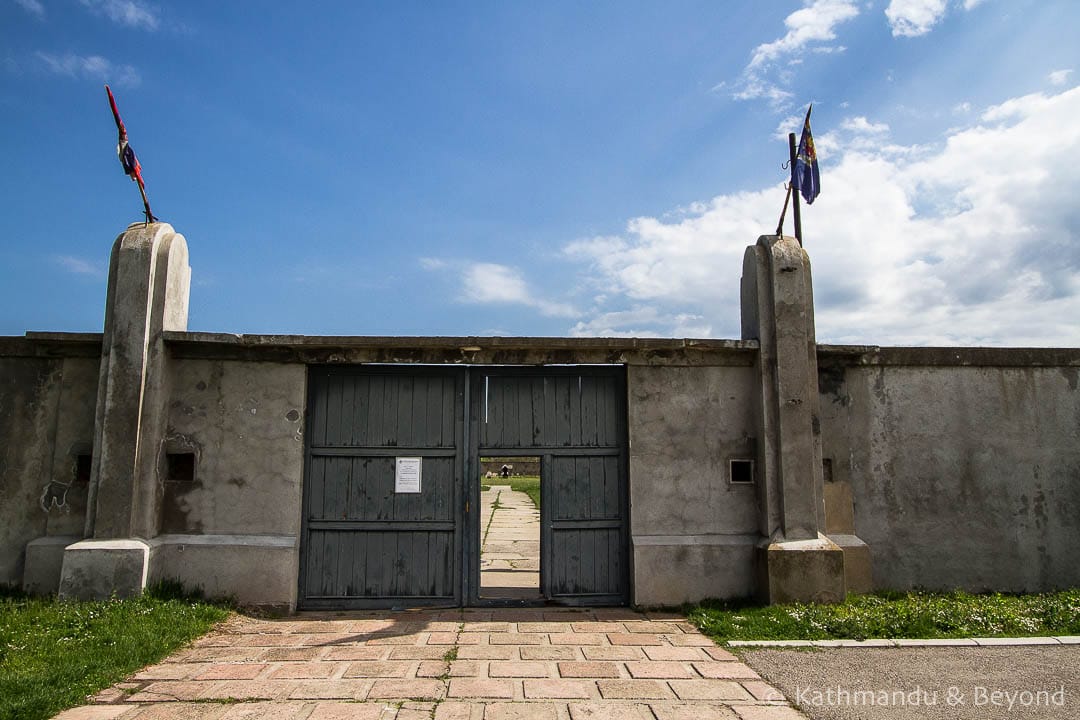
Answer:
top-left (741, 646), bottom-right (1080, 719)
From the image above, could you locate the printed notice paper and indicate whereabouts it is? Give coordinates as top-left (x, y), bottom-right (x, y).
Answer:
top-left (395, 457), bottom-right (422, 493)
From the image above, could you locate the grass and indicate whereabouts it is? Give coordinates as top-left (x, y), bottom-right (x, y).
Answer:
top-left (0, 580), bottom-right (231, 720)
top-left (687, 589), bottom-right (1080, 642)
top-left (506, 475), bottom-right (541, 509)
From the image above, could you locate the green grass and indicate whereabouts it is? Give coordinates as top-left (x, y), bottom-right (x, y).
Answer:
top-left (687, 589), bottom-right (1080, 642)
top-left (507, 475), bottom-right (541, 509)
top-left (0, 581), bottom-right (231, 720)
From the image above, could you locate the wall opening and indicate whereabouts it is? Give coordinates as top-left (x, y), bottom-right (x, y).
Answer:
top-left (729, 458), bottom-right (755, 485)
top-left (479, 455), bottom-right (541, 600)
top-left (161, 452), bottom-right (198, 534)
top-left (73, 454), bottom-right (92, 484)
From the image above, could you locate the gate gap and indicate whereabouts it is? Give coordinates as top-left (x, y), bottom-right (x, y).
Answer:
top-left (479, 455), bottom-right (541, 600)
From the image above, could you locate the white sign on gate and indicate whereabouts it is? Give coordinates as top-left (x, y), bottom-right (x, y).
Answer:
top-left (395, 457), bottom-right (422, 493)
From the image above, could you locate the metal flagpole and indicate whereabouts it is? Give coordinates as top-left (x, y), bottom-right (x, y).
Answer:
top-left (788, 132), bottom-right (803, 246)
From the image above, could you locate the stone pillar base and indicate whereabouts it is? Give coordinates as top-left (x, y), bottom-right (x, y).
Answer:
top-left (830, 534), bottom-right (873, 595)
top-left (23, 536), bottom-right (81, 595)
top-left (757, 535), bottom-right (846, 604)
top-left (58, 539), bottom-right (150, 600)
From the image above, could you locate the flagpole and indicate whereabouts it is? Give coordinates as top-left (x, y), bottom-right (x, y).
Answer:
top-left (788, 132), bottom-right (803, 246)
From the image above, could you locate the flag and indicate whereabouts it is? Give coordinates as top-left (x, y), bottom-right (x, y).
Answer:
top-left (792, 104), bottom-right (820, 205)
top-left (105, 85), bottom-right (156, 222)
top-left (105, 85), bottom-right (145, 189)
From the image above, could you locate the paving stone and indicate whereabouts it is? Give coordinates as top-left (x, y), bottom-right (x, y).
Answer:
top-left (607, 634), bottom-right (662, 646)
top-left (649, 703), bottom-right (739, 720)
top-left (488, 633), bottom-right (543, 645)
top-left (198, 680), bottom-right (295, 701)
top-left (389, 646), bottom-right (451, 660)
top-left (463, 622), bottom-right (513, 633)
top-left (740, 680), bottom-right (788, 702)
top-left (523, 679), bottom-right (596, 699)
top-left (666, 634), bottom-right (715, 647)
top-left (581, 646), bottom-right (643, 661)
top-left (571, 622), bottom-right (624, 633)
top-left (567, 704), bottom-right (655, 720)
top-left (487, 661), bottom-right (551, 677)
top-left (218, 702), bottom-right (309, 719)
top-left (623, 622), bottom-right (680, 634)
top-left (185, 648), bottom-right (268, 662)
top-left (692, 662), bottom-right (760, 679)
top-left (346, 619), bottom-right (399, 633)
top-left (520, 646), bottom-right (580, 661)
top-left (287, 679), bottom-right (372, 699)
top-left (398, 703), bottom-right (439, 720)
top-left (323, 646), bottom-right (388, 661)
top-left (343, 661), bottom-right (412, 678)
top-left (596, 680), bottom-right (673, 700)
top-left (53, 706), bottom-right (134, 720)
top-left (428, 632), bottom-right (467, 645)
top-left (368, 678), bottom-right (445, 700)
top-left (484, 702), bottom-right (559, 720)
top-left (308, 702), bottom-right (393, 720)
top-left (126, 704), bottom-right (228, 720)
top-left (624, 661), bottom-right (694, 679)
top-left (447, 678), bottom-right (516, 698)
top-left (668, 679), bottom-right (753, 701)
top-left (557, 661), bottom-right (621, 678)
top-left (703, 647), bottom-right (739, 661)
top-left (458, 645), bottom-right (518, 660)
top-left (126, 681), bottom-right (207, 702)
top-left (643, 646), bottom-right (709, 662)
top-left (732, 707), bottom-right (808, 720)
top-left (261, 647), bottom-right (325, 662)
top-left (195, 663), bottom-right (269, 680)
top-left (549, 633), bottom-right (606, 645)
top-left (131, 663), bottom-right (204, 680)
top-left (93, 687), bottom-right (130, 704)
top-left (366, 633), bottom-right (425, 645)
top-left (435, 701), bottom-right (479, 720)
top-left (518, 622), bottom-right (569, 633)
top-left (269, 662), bottom-right (339, 679)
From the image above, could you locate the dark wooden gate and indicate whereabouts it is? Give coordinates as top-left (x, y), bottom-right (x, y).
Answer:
top-left (299, 366), bottom-right (464, 608)
top-left (470, 367), bottom-right (628, 605)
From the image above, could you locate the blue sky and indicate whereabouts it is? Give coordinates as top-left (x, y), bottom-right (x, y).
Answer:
top-left (2, 0), bottom-right (1079, 344)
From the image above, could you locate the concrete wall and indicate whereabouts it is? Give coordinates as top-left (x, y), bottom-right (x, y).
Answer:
top-left (0, 342), bottom-right (99, 588)
top-left (627, 364), bottom-right (760, 605)
top-left (820, 350), bottom-right (1080, 592)
top-left (157, 358), bottom-right (306, 608)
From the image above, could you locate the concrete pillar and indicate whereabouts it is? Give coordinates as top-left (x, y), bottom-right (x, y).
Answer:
top-left (741, 235), bottom-right (845, 604)
top-left (58, 222), bottom-right (190, 600)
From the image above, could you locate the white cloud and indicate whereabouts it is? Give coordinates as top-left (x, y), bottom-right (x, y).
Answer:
top-left (78, 0), bottom-right (159, 30)
top-left (562, 86), bottom-right (1080, 345)
top-left (461, 262), bottom-right (577, 319)
top-left (840, 116), bottom-right (890, 134)
top-left (15, 0), bottom-right (45, 19)
top-left (419, 257), bottom-right (446, 270)
top-left (1048, 69), bottom-right (1073, 86)
top-left (54, 255), bottom-right (105, 277)
top-left (733, 0), bottom-right (859, 108)
top-left (36, 51), bottom-right (140, 86)
top-left (885, 0), bottom-right (948, 37)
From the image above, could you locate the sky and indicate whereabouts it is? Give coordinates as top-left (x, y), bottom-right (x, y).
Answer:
top-left (2, 0), bottom-right (1079, 346)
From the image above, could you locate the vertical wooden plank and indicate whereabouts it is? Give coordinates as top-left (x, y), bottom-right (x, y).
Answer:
top-left (530, 377), bottom-right (545, 445)
top-left (580, 376), bottom-right (597, 447)
top-left (340, 374), bottom-right (355, 447)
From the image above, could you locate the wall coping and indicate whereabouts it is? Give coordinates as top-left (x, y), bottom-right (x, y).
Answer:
top-left (159, 331), bottom-right (760, 366)
top-left (818, 344), bottom-right (1080, 367)
top-left (5, 332), bottom-right (1078, 368)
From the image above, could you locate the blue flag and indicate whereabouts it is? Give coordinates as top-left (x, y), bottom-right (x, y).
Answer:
top-left (793, 104), bottom-right (820, 205)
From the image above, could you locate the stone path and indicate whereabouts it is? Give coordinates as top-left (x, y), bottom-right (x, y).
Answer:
top-left (480, 484), bottom-right (540, 600)
top-left (55, 607), bottom-right (807, 719)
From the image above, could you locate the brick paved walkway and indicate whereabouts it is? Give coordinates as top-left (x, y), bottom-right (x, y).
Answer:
top-left (480, 484), bottom-right (541, 599)
top-left (55, 608), bottom-right (807, 720)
